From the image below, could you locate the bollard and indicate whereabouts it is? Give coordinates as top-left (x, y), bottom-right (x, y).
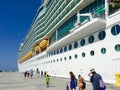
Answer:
top-left (115, 73), bottom-right (120, 86)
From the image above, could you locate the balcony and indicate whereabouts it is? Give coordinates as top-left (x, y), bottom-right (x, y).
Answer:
top-left (47, 17), bottom-right (106, 52)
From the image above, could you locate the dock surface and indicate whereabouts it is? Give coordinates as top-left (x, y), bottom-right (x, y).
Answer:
top-left (0, 72), bottom-right (120, 90)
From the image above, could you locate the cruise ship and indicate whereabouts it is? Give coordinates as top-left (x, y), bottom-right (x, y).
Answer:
top-left (18, 0), bottom-right (120, 85)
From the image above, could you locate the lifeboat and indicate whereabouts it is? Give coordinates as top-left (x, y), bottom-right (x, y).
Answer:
top-left (19, 51), bottom-right (33, 63)
top-left (35, 45), bottom-right (41, 54)
top-left (39, 40), bottom-right (48, 50)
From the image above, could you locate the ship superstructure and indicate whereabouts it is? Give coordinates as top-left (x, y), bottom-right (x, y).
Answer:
top-left (18, 0), bottom-right (120, 85)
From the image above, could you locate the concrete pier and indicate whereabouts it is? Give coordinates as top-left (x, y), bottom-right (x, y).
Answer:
top-left (0, 72), bottom-right (120, 90)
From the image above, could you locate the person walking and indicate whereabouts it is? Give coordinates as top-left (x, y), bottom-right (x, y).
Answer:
top-left (30, 69), bottom-right (34, 79)
top-left (24, 71), bottom-right (27, 78)
top-left (69, 71), bottom-right (77, 90)
top-left (36, 68), bottom-right (40, 78)
top-left (88, 72), bottom-right (94, 90)
top-left (45, 74), bottom-right (50, 88)
top-left (89, 68), bottom-right (106, 90)
top-left (41, 71), bottom-right (43, 78)
top-left (78, 75), bottom-right (86, 90)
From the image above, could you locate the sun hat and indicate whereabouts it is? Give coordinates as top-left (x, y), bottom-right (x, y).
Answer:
top-left (90, 68), bottom-right (95, 73)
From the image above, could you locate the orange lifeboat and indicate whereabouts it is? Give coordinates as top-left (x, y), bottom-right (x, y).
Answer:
top-left (35, 45), bottom-right (41, 54)
top-left (39, 40), bottom-right (48, 51)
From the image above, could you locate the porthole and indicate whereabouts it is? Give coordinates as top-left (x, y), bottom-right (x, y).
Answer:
top-left (90, 50), bottom-right (95, 56)
top-left (64, 46), bottom-right (67, 52)
top-left (82, 52), bottom-right (85, 57)
top-left (51, 52), bottom-right (53, 56)
top-left (57, 59), bottom-right (59, 62)
top-left (88, 35), bottom-right (94, 44)
top-left (57, 49), bottom-right (59, 54)
top-left (74, 42), bottom-right (78, 48)
top-left (69, 44), bottom-right (72, 50)
top-left (60, 58), bottom-right (62, 61)
top-left (111, 24), bottom-right (120, 36)
top-left (80, 39), bottom-right (85, 46)
top-left (98, 31), bottom-right (106, 40)
top-left (74, 54), bottom-right (78, 59)
top-left (115, 44), bottom-right (120, 52)
top-left (60, 48), bottom-right (63, 53)
top-left (69, 56), bottom-right (72, 60)
top-left (54, 51), bottom-right (56, 55)
top-left (101, 48), bottom-right (106, 54)
top-left (64, 57), bottom-right (67, 61)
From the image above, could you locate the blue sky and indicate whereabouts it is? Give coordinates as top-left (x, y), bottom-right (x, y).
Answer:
top-left (0, 0), bottom-right (41, 71)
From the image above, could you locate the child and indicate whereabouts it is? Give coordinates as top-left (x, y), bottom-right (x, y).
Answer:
top-left (45, 75), bottom-right (50, 88)
top-left (78, 75), bottom-right (85, 90)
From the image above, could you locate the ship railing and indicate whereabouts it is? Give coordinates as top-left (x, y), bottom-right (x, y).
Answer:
top-left (92, 12), bottom-right (105, 19)
top-left (71, 12), bottom-right (105, 32)
top-left (49, 12), bottom-right (105, 46)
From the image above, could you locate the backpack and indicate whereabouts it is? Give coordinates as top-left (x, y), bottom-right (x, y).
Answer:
top-left (74, 78), bottom-right (77, 87)
top-left (82, 81), bottom-right (86, 89)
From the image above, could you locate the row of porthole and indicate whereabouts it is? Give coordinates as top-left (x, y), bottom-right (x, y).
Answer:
top-left (48, 24), bottom-right (120, 57)
top-left (40, 43), bottom-right (120, 61)
top-left (39, 24), bottom-right (120, 60)
top-left (49, 30), bottom-right (106, 56)
top-left (42, 44), bottom-right (120, 64)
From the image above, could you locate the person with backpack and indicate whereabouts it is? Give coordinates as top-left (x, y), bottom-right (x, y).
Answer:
top-left (89, 68), bottom-right (106, 90)
top-left (78, 75), bottom-right (86, 90)
top-left (69, 71), bottom-right (77, 90)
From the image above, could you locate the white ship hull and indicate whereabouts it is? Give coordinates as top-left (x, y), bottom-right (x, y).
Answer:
top-left (18, 0), bottom-right (120, 84)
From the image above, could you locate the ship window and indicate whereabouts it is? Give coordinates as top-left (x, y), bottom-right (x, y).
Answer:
top-left (82, 52), bottom-right (85, 57)
top-left (74, 54), bottom-right (78, 59)
top-left (88, 35), bottom-right (94, 44)
top-left (115, 44), bottom-right (120, 52)
top-left (60, 58), bottom-right (62, 61)
top-left (74, 42), bottom-right (78, 48)
top-left (111, 24), bottom-right (120, 36)
top-left (51, 52), bottom-right (53, 56)
top-left (64, 57), bottom-right (67, 61)
top-left (69, 56), bottom-right (72, 60)
top-left (64, 46), bottom-right (67, 52)
top-left (57, 59), bottom-right (59, 62)
top-left (54, 51), bottom-right (56, 55)
top-left (98, 31), bottom-right (106, 40)
top-left (80, 39), bottom-right (85, 46)
top-left (101, 48), bottom-right (106, 54)
top-left (90, 50), bottom-right (95, 56)
top-left (69, 44), bottom-right (72, 50)
top-left (57, 49), bottom-right (59, 54)
top-left (60, 48), bottom-right (63, 53)
top-left (53, 60), bottom-right (55, 62)
top-left (51, 60), bottom-right (52, 63)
